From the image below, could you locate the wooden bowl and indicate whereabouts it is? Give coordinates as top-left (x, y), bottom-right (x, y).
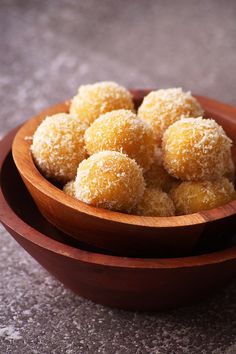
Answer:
top-left (1, 127), bottom-right (236, 311)
top-left (12, 91), bottom-right (236, 257)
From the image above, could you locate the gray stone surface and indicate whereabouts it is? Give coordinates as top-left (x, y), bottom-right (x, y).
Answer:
top-left (1, 0), bottom-right (236, 353)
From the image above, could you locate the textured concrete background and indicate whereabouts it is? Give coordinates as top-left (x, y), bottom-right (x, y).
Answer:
top-left (1, 0), bottom-right (236, 353)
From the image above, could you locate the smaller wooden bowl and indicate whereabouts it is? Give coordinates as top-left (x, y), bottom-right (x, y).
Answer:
top-left (1, 129), bottom-right (236, 311)
top-left (12, 91), bottom-right (236, 257)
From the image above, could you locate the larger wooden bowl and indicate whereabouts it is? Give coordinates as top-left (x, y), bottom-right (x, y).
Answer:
top-left (12, 91), bottom-right (236, 257)
top-left (1, 128), bottom-right (236, 311)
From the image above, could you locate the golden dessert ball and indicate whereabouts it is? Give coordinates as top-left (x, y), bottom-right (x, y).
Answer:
top-left (170, 178), bottom-right (236, 215)
top-left (31, 113), bottom-right (87, 183)
top-left (70, 81), bottom-right (134, 125)
top-left (163, 117), bottom-right (232, 181)
top-left (138, 88), bottom-right (203, 145)
top-left (132, 188), bottom-right (175, 216)
top-left (85, 109), bottom-right (155, 171)
top-left (144, 148), bottom-right (178, 192)
top-left (74, 151), bottom-right (145, 212)
top-left (63, 181), bottom-right (75, 197)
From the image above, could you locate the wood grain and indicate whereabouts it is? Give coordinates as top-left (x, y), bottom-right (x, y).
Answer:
top-left (12, 91), bottom-right (236, 257)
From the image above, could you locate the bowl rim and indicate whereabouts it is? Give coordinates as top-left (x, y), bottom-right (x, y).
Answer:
top-left (1, 128), bottom-right (236, 268)
top-left (11, 91), bottom-right (236, 229)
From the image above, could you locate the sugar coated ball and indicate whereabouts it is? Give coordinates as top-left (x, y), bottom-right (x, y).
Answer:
top-left (74, 151), bottom-right (145, 212)
top-left (138, 88), bottom-right (203, 145)
top-left (144, 148), bottom-right (178, 192)
top-left (170, 178), bottom-right (236, 215)
top-left (70, 81), bottom-right (134, 125)
top-left (63, 181), bottom-right (75, 197)
top-left (163, 117), bottom-right (232, 181)
top-left (31, 113), bottom-right (87, 183)
top-left (85, 109), bottom-right (155, 171)
top-left (132, 188), bottom-right (175, 216)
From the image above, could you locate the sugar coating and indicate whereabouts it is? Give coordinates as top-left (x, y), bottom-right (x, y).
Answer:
top-left (70, 81), bottom-right (134, 125)
top-left (74, 151), bottom-right (145, 212)
top-left (144, 148), bottom-right (179, 192)
top-left (63, 181), bottom-right (75, 197)
top-left (132, 187), bottom-right (175, 216)
top-left (31, 113), bottom-right (87, 183)
top-left (85, 110), bottom-right (155, 171)
top-left (138, 88), bottom-right (203, 145)
top-left (163, 117), bottom-right (232, 181)
top-left (170, 178), bottom-right (236, 215)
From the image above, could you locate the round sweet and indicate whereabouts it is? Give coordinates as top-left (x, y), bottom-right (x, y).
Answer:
top-left (138, 88), bottom-right (203, 145)
top-left (85, 110), bottom-right (155, 171)
top-left (132, 188), bottom-right (175, 216)
top-left (74, 151), bottom-right (145, 212)
top-left (31, 113), bottom-right (87, 183)
top-left (163, 117), bottom-right (232, 181)
top-left (144, 148), bottom-right (178, 192)
top-left (63, 181), bottom-right (75, 197)
top-left (170, 178), bottom-right (236, 215)
top-left (70, 81), bottom-right (134, 125)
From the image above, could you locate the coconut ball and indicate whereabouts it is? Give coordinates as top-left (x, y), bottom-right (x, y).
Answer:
top-left (162, 117), bottom-right (232, 181)
top-left (144, 148), bottom-right (179, 192)
top-left (74, 151), bottom-right (145, 212)
top-left (70, 81), bottom-right (134, 125)
top-left (85, 109), bottom-right (155, 171)
top-left (132, 188), bottom-right (175, 216)
top-left (170, 178), bottom-right (236, 215)
top-left (63, 181), bottom-right (75, 197)
top-left (31, 113), bottom-right (87, 183)
top-left (138, 88), bottom-right (203, 145)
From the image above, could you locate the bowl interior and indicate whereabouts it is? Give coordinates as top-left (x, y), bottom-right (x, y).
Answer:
top-left (2, 151), bottom-right (236, 258)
